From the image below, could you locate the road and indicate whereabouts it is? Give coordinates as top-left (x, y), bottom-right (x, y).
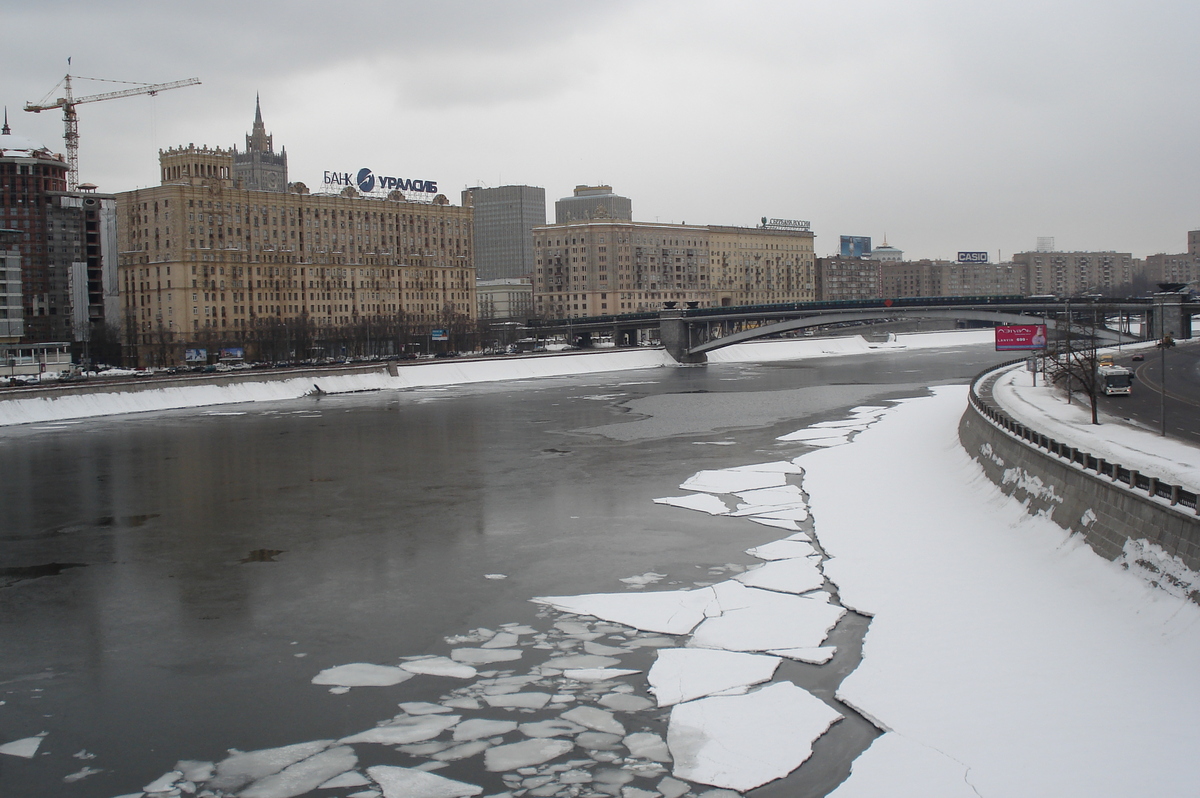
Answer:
top-left (1102, 340), bottom-right (1200, 446)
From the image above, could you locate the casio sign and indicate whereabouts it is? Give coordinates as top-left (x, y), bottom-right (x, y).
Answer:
top-left (957, 251), bottom-right (989, 263)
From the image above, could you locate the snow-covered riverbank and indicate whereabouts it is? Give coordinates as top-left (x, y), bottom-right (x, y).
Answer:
top-left (0, 331), bottom-right (996, 428)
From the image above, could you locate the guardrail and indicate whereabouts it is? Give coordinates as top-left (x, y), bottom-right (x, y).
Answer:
top-left (969, 360), bottom-right (1199, 515)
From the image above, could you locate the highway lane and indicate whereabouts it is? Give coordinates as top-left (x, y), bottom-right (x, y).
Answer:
top-left (1101, 340), bottom-right (1200, 446)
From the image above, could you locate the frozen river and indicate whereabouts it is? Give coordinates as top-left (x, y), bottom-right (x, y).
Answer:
top-left (0, 343), bottom-right (1023, 797)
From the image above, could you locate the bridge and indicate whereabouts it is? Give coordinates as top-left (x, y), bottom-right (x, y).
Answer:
top-left (526, 294), bottom-right (1197, 363)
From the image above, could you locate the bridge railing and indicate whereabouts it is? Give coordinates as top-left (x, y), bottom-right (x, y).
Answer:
top-left (968, 361), bottom-right (1199, 514)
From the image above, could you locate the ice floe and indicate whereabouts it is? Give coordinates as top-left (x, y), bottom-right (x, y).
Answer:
top-left (483, 692), bottom-right (553, 710)
top-left (560, 706), bottom-right (625, 735)
top-left (681, 469), bottom-right (788, 494)
top-left (648, 648), bottom-right (781, 707)
top-left (690, 581), bottom-right (845, 652)
top-left (340, 715), bottom-right (461, 745)
top-left (735, 557), bottom-right (826, 594)
top-left (534, 588), bottom-right (715, 635)
top-left (207, 741), bottom-right (333, 793)
top-left (745, 539), bottom-right (817, 560)
top-left (0, 734), bottom-right (44, 758)
top-left (240, 745), bottom-right (357, 798)
top-left (311, 663), bottom-right (413, 688)
top-left (399, 657), bottom-right (478, 679)
top-left (652, 493), bottom-right (732, 515)
top-left (484, 738), bottom-right (574, 771)
top-left (769, 646), bottom-right (837, 664)
top-left (366, 765), bottom-right (483, 797)
top-left (562, 668), bottom-right (641, 682)
top-left (450, 648), bottom-right (523, 664)
top-left (668, 682), bottom-right (842, 791)
top-left (451, 718), bottom-right (517, 741)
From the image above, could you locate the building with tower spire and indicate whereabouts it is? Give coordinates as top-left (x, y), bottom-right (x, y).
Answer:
top-left (117, 99), bottom-right (476, 367)
top-left (232, 96), bottom-right (288, 192)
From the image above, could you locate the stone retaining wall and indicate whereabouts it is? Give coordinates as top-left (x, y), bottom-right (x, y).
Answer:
top-left (959, 398), bottom-right (1200, 579)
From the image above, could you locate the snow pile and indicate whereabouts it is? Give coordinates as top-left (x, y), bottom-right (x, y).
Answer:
top-left (990, 364), bottom-right (1200, 490)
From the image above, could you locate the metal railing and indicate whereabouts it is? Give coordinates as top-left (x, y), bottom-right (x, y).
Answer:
top-left (969, 360), bottom-right (1199, 515)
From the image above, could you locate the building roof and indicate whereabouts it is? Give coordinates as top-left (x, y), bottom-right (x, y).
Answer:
top-left (1, 111), bottom-right (60, 159)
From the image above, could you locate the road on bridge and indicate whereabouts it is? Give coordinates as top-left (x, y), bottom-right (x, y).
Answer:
top-left (1101, 340), bottom-right (1200, 447)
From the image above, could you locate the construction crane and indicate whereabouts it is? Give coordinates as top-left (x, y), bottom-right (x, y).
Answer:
top-left (25, 73), bottom-right (201, 190)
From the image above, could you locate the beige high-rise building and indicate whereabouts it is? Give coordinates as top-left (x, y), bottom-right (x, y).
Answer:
top-left (118, 106), bottom-right (475, 365)
top-left (532, 219), bottom-right (815, 318)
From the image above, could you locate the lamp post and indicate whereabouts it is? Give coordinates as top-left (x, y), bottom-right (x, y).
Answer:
top-left (1158, 332), bottom-right (1175, 437)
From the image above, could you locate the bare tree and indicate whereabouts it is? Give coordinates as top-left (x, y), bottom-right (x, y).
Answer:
top-left (1046, 302), bottom-right (1108, 424)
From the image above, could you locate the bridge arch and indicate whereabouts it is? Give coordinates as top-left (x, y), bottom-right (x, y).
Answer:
top-left (686, 308), bottom-right (1133, 357)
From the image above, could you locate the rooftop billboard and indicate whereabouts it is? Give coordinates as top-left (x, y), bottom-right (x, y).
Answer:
top-left (840, 235), bottom-right (872, 258)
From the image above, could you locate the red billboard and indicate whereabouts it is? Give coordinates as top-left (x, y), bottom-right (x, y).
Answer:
top-left (995, 324), bottom-right (1047, 351)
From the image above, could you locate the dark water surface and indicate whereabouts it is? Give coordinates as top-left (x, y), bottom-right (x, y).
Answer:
top-left (0, 345), bottom-right (1010, 797)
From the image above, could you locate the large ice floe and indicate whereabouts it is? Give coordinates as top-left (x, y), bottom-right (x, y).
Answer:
top-left (85, 403), bottom-right (897, 797)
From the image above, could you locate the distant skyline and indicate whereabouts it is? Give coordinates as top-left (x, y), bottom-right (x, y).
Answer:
top-left (3, 0), bottom-right (1197, 260)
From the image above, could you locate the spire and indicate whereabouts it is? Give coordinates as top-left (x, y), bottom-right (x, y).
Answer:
top-left (2, 108), bottom-right (9, 136)
top-left (246, 94), bottom-right (273, 153)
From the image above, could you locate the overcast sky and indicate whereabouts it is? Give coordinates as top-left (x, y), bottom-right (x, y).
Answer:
top-left (4, 0), bottom-right (1197, 260)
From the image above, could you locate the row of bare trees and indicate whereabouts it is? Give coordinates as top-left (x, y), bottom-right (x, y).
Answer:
top-left (126, 306), bottom-right (486, 367)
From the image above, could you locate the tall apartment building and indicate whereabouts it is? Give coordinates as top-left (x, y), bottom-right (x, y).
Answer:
top-left (534, 221), bottom-right (709, 317)
top-left (118, 105), bottom-right (475, 366)
top-left (707, 225), bottom-right (815, 306)
top-left (1011, 250), bottom-right (1133, 296)
top-left (0, 227), bottom-right (23, 342)
top-left (879, 260), bottom-right (947, 298)
top-left (1144, 252), bottom-right (1197, 287)
top-left (0, 118), bottom-right (119, 348)
top-left (554, 185), bottom-right (632, 224)
top-left (462, 185), bottom-right (545, 280)
top-left (532, 219), bottom-right (816, 318)
top-left (879, 260), bottom-right (1029, 299)
top-left (1189, 229), bottom-right (1199, 258)
top-left (816, 257), bottom-right (881, 301)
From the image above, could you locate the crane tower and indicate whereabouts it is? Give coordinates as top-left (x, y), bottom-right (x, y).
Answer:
top-left (25, 73), bottom-right (201, 190)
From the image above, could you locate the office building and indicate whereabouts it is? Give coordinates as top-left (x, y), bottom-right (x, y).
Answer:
top-left (462, 185), bottom-right (545, 280)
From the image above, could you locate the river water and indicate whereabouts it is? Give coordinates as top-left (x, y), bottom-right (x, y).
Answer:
top-left (0, 343), bottom-right (1010, 797)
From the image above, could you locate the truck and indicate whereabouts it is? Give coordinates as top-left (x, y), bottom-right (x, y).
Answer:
top-left (1097, 364), bottom-right (1133, 396)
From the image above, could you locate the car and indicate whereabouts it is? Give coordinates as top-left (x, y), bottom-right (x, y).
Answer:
top-left (1131, 354), bottom-right (1144, 362)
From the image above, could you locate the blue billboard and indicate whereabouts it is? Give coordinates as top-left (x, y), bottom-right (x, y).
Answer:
top-left (840, 236), bottom-right (872, 258)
